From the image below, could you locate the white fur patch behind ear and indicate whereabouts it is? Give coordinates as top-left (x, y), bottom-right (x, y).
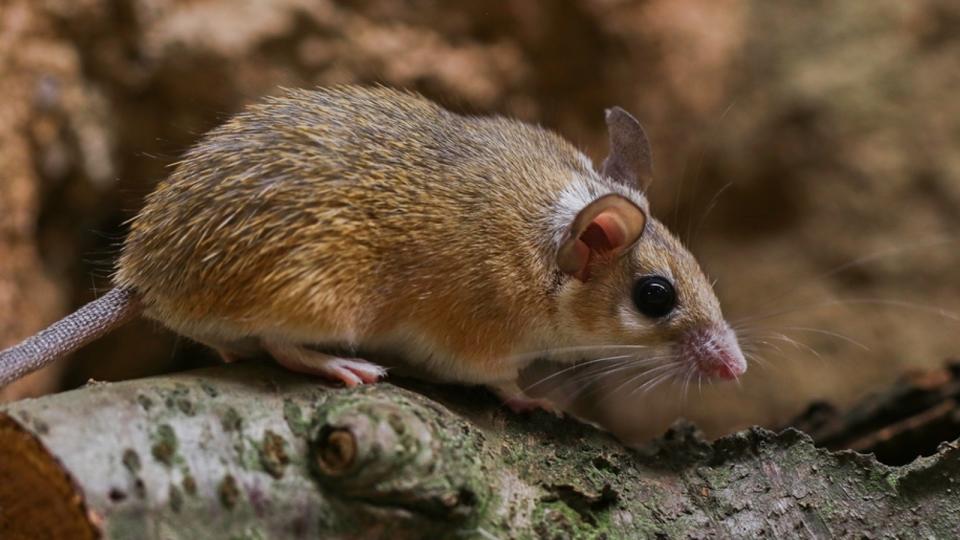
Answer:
top-left (550, 173), bottom-right (650, 254)
top-left (551, 177), bottom-right (597, 248)
top-left (577, 152), bottom-right (595, 171)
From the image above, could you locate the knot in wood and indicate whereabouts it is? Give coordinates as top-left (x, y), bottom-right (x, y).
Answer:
top-left (314, 427), bottom-right (357, 476)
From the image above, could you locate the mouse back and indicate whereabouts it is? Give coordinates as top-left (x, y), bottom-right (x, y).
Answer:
top-left (114, 86), bottom-right (620, 382)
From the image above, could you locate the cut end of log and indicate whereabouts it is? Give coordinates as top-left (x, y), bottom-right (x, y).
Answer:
top-left (0, 413), bottom-right (97, 540)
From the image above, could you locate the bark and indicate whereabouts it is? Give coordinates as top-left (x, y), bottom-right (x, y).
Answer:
top-left (1, 363), bottom-right (959, 539)
top-left (788, 361), bottom-right (960, 466)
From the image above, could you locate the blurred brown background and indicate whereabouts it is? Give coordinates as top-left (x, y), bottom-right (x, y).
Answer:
top-left (1, 0), bottom-right (958, 443)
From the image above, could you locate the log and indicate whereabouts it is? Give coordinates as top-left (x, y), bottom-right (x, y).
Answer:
top-left (787, 361), bottom-right (960, 466)
top-left (2, 362), bottom-right (959, 539)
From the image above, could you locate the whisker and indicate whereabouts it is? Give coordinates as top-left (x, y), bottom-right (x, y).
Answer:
top-left (634, 367), bottom-right (682, 395)
top-left (778, 326), bottom-right (870, 351)
top-left (741, 340), bottom-right (793, 368)
top-left (524, 352), bottom-right (678, 394)
top-left (561, 354), bottom-right (678, 388)
top-left (681, 364), bottom-right (696, 401)
top-left (747, 331), bottom-right (857, 374)
top-left (736, 235), bottom-right (957, 318)
top-left (757, 332), bottom-right (823, 362)
top-left (733, 297), bottom-right (960, 326)
top-left (552, 361), bottom-right (661, 404)
top-left (522, 354), bottom-right (634, 392)
top-left (672, 156), bottom-right (689, 230)
top-left (602, 361), bottom-right (681, 402)
top-left (506, 344), bottom-right (652, 366)
top-left (745, 337), bottom-right (786, 355)
top-left (741, 337), bottom-right (812, 368)
top-left (642, 364), bottom-right (687, 394)
top-left (691, 180), bottom-right (734, 245)
top-left (682, 137), bottom-right (714, 245)
top-left (743, 351), bottom-right (774, 370)
top-left (679, 98), bottom-right (739, 244)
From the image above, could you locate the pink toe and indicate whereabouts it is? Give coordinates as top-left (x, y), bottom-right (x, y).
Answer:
top-left (334, 369), bottom-right (363, 388)
top-left (353, 369), bottom-right (383, 384)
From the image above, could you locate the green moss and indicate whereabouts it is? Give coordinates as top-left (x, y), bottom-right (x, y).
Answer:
top-left (282, 399), bottom-right (309, 438)
top-left (164, 384), bottom-right (197, 416)
top-left (176, 397), bottom-right (196, 415)
top-left (885, 472), bottom-right (900, 491)
top-left (234, 439), bottom-right (248, 463)
top-left (136, 394), bottom-right (154, 411)
top-left (151, 424), bottom-right (178, 466)
top-left (696, 463), bottom-right (736, 489)
top-left (122, 448), bottom-right (141, 473)
top-left (169, 484), bottom-right (183, 513)
top-left (200, 382), bottom-right (219, 398)
top-left (229, 527), bottom-right (267, 540)
top-left (221, 407), bottom-right (243, 432)
top-left (532, 500), bottom-right (602, 540)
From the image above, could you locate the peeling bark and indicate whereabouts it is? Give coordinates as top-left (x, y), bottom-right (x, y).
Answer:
top-left (1, 363), bottom-right (959, 539)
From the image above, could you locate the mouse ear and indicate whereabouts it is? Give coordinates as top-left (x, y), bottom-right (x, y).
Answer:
top-left (557, 194), bottom-right (647, 282)
top-left (601, 107), bottom-right (653, 189)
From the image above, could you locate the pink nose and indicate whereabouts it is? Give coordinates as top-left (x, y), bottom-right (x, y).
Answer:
top-left (703, 350), bottom-right (746, 380)
top-left (680, 325), bottom-right (747, 381)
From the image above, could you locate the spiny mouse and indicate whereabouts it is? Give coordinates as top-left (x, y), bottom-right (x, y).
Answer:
top-left (0, 85), bottom-right (746, 410)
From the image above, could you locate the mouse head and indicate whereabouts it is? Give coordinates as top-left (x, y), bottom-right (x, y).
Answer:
top-left (551, 107), bottom-right (746, 382)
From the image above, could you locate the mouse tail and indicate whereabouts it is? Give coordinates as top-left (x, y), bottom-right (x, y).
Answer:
top-left (0, 287), bottom-right (142, 387)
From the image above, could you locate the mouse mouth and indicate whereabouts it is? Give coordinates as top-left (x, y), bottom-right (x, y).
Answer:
top-left (678, 325), bottom-right (747, 381)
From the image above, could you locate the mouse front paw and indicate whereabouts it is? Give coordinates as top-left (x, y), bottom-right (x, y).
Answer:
top-left (489, 381), bottom-right (563, 417)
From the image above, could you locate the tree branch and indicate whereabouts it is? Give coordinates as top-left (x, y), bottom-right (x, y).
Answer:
top-left (2, 363), bottom-right (959, 538)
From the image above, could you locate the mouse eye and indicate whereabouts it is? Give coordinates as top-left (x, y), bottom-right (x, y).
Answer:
top-left (632, 276), bottom-right (676, 318)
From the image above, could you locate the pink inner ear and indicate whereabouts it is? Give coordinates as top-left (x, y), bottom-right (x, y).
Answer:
top-left (581, 211), bottom-right (627, 252)
top-left (570, 211), bottom-right (629, 281)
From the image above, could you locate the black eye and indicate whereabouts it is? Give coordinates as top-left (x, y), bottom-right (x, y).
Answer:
top-left (632, 276), bottom-right (676, 318)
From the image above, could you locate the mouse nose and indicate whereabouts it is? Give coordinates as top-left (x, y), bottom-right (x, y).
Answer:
top-left (702, 348), bottom-right (746, 380)
top-left (681, 325), bottom-right (747, 381)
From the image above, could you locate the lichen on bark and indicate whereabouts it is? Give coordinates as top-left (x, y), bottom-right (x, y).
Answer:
top-left (1, 363), bottom-right (959, 539)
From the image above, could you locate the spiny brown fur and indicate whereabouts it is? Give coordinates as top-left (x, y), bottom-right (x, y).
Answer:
top-left (116, 86), bottom-right (599, 382)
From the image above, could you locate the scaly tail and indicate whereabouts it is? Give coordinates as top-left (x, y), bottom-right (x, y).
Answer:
top-left (0, 287), bottom-right (141, 386)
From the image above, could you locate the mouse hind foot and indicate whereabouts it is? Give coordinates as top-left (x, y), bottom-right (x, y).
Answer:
top-left (262, 339), bottom-right (387, 387)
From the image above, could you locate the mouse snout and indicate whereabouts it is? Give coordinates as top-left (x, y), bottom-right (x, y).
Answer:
top-left (679, 324), bottom-right (747, 381)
